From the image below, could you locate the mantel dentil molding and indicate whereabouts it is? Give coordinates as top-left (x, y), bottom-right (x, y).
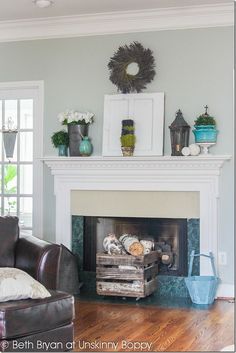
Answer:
top-left (43, 155), bottom-right (231, 175)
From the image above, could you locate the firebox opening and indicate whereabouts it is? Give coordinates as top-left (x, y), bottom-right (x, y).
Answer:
top-left (83, 217), bottom-right (188, 276)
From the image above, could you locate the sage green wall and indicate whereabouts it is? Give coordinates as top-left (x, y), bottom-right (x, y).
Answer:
top-left (0, 27), bottom-right (233, 285)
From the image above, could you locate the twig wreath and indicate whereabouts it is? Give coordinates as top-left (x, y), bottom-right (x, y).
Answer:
top-left (108, 42), bottom-right (156, 94)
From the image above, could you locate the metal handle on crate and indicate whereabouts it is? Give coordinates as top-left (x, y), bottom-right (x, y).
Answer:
top-left (188, 250), bottom-right (217, 278)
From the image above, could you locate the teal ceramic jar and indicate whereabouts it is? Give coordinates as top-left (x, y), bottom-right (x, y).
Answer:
top-left (79, 137), bottom-right (93, 156)
top-left (58, 144), bottom-right (68, 156)
top-left (193, 125), bottom-right (218, 143)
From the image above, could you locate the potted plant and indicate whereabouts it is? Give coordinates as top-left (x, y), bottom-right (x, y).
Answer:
top-left (120, 119), bottom-right (136, 156)
top-left (51, 130), bottom-right (69, 156)
top-left (58, 110), bottom-right (94, 156)
top-left (193, 106), bottom-right (218, 144)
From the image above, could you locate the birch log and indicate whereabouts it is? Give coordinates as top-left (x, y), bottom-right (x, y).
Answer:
top-left (103, 233), bottom-right (125, 255)
top-left (140, 240), bottom-right (154, 255)
top-left (119, 234), bottom-right (144, 256)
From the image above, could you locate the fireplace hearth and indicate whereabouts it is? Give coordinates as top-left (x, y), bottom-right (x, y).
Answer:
top-left (83, 217), bottom-right (188, 277)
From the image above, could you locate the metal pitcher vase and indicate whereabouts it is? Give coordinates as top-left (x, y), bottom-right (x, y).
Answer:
top-left (68, 124), bottom-right (89, 156)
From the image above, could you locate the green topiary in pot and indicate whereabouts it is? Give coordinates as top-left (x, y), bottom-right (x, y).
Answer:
top-left (51, 130), bottom-right (69, 156)
top-left (193, 106), bottom-right (218, 145)
top-left (194, 115), bottom-right (216, 126)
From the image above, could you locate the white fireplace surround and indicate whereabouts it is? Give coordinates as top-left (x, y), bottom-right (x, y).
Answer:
top-left (44, 155), bottom-right (231, 281)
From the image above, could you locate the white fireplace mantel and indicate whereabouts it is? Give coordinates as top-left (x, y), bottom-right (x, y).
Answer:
top-left (43, 155), bottom-right (231, 276)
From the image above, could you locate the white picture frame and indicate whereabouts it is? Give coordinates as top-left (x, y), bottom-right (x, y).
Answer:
top-left (102, 92), bottom-right (165, 156)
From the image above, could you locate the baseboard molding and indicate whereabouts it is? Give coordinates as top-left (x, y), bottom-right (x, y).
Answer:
top-left (0, 3), bottom-right (233, 43)
top-left (216, 284), bottom-right (234, 298)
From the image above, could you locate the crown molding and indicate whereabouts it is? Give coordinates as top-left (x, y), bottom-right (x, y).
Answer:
top-left (0, 3), bottom-right (233, 43)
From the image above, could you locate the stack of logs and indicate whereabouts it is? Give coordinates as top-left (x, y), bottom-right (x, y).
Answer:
top-left (103, 233), bottom-right (154, 256)
top-left (103, 233), bottom-right (174, 267)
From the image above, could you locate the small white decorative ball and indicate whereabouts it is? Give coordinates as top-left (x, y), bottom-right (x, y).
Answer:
top-left (181, 147), bottom-right (190, 156)
top-left (189, 144), bottom-right (201, 156)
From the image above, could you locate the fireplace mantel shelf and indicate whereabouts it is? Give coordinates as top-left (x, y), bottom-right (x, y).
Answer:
top-left (43, 155), bottom-right (231, 174)
top-left (43, 154), bottom-right (231, 282)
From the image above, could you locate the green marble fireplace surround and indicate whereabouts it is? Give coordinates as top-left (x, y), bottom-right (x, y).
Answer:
top-left (72, 216), bottom-right (200, 299)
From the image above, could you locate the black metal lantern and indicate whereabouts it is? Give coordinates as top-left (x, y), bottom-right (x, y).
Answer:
top-left (169, 110), bottom-right (190, 156)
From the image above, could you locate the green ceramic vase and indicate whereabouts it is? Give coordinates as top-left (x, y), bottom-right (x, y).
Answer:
top-left (79, 137), bottom-right (93, 156)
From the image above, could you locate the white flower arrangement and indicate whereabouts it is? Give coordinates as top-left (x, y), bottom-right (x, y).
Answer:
top-left (58, 110), bottom-right (94, 125)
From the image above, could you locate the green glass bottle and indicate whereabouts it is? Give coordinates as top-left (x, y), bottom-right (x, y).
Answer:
top-left (58, 144), bottom-right (68, 156)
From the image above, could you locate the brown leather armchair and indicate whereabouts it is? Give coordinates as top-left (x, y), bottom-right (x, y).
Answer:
top-left (0, 216), bottom-right (75, 352)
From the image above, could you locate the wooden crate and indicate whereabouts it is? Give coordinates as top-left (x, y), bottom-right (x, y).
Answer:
top-left (96, 251), bottom-right (159, 298)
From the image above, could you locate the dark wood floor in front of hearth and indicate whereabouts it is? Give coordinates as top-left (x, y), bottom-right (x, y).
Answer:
top-left (73, 299), bottom-right (234, 352)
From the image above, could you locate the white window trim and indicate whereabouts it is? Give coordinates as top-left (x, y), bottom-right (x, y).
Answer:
top-left (0, 81), bottom-right (44, 239)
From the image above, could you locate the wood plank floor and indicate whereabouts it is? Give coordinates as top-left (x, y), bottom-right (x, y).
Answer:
top-left (73, 299), bottom-right (234, 352)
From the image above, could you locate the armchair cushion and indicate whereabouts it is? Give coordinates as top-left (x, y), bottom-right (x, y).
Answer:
top-left (0, 268), bottom-right (51, 302)
top-left (0, 217), bottom-right (19, 267)
top-left (0, 291), bottom-right (74, 340)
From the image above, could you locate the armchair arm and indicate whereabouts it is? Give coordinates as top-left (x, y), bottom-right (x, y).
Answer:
top-left (15, 235), bottom-right (62, 290)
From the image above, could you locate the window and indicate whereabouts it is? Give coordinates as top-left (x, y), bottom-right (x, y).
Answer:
top-left (0, 82), bottom-right (43, 237)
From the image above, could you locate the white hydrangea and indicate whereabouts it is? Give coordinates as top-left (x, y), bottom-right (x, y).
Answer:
top-left (84, 112), bottom-right (94, 124)
top-left (77, 113), bottom-right (84, 122)
top-left (58, 112), bottom-right (67, 123)
top-left (57, 110), bottom-right (94, 125)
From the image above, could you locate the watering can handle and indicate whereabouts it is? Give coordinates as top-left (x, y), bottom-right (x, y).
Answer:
top-left (188, 250), bottom-right (217, 277)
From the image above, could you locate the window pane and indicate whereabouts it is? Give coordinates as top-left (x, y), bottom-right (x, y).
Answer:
top-left (20, 132), bottom-right (33, 161)
top-left (20, 229), bottom-right (32, 236)
top-left (3, 134), bottom-right (17, 162)
top-left (5, 100), bottom-right (17, 129)
top-left (20, 165), bottom-right (32, 194)
top-left (4, 165), bottom-right (17, 194)
top-left (20, 197), bottom-right (32, 228)
top-left (4, 197), bottom-right (17, 216)
top-left (20, 99), bottom-right (33, 129)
